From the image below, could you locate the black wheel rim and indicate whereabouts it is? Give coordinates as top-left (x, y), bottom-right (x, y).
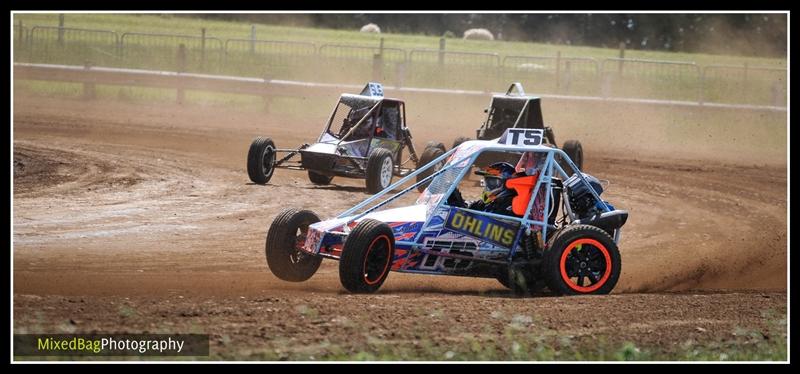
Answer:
top-left (288, 224), bottom-right (310, 264)
top-left (363, 235), bottom-right (391, 284)
top-left (262, 146), bottom-right (275, 176)
top-left (562, 241), bottom-right (609, 291)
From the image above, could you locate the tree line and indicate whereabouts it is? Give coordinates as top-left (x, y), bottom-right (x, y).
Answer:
top-left (189, 13), bottom-right (787, 58)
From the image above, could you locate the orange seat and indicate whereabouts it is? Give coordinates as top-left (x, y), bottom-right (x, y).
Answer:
top-left (505, 175), bottom-right (539, 216)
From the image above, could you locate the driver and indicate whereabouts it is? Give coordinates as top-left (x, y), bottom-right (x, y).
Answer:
top-left (447, 162), bottom-right (519, 216)
top-left (447, 152), bottom-right (548, 223)
top-left (338, 107), bottom-right (373, 139)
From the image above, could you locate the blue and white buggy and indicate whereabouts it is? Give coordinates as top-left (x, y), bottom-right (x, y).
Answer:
top-left (265, 128), bottom-right (629, 295)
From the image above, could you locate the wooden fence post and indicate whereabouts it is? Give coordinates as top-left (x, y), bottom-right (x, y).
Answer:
top-left (372, 37), bottom-right (384, 81)
top-left (395, 61), bottom-right (406, 89)
top-left (57, 14), bottom-right (65, 46)
top-left (250, 25), bottom-right (256, 55)
top-left (200, 27), bottom-right (206, 71)
top-left (698, 67), bottom-right (706, 105)
top-left (555, 51), bottom-right (561, 92)
top-left (616, 42), bottom-right (626, 95)
top-left (438, 37), bottom-right (445, 67)
top-left (743, 62), bottom-right (749, 104)
top-left (83, 61), bottom-right (96, 100)
top-left (177, 44), bottom-right (186, 105)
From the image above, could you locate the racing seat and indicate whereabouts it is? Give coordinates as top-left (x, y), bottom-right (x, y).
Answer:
top-left (505, 174), bottom-right (539, 216)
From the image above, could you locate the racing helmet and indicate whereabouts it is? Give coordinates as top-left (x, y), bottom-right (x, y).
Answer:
top-left (480, 162), bottom-right (516, 203)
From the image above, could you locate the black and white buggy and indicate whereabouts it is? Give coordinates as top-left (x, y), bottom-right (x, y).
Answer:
top-left (247, 83), bottom-right (445, 193)
top-left (451, 82), bottom-right (584, 171)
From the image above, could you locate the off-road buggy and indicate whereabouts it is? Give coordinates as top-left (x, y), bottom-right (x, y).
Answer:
top-left (247, 83), bottom-right (445, 193)
top-left (451, 83), bottom-right (584, 170)
top-left (264, 128), bottom-right (628, 295)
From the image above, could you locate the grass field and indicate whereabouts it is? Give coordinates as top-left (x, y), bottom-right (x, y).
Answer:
top-left (12, 13), bottom-right (788, 106)
top-left (12, 13), bottom-right (787, 67)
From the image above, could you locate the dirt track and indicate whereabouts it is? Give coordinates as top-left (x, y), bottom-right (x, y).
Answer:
top-left (12, 94), bottom-right (787, 360)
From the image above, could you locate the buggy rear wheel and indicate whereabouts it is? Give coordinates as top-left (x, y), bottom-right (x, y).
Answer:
top-left (339, 219), bottom-right (395, 293)
top-left (426, 141), bottom-right (446, 153)
top-left (265, 209), bottom-right (323, 282)
top-left (366, 148), bottom-right (394, 193)
top-left (503, 264), bottom-right (545, 296)
top-left (308, 170), bottom-right (333, 185)
top-left (247, 136), bottom-right (276, 184)
top-left (542, 224), bottom-right (621, 295)
top-left (415, 145), bottom-right (446, 192)
top-left (560, 140), bottom-right (583, 172)
top-left (451, 136), bottom-right (471, 150)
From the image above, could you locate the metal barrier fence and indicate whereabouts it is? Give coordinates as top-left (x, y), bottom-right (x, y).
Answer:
top-left (15, 23), bottom-right (29, 44)
top-left (600, 58), bottom-right (702, 101)
top-left (319, 44), bottom-right (407, 62)
top-left (407, 49), bottom-right (501, 91)
top-left (409, 49), bottom-right (500, 66)
top-left (12, 23), bottom-right (788, 107)
top-left (701, 64), bottom-right (787, 106)
top-left (502, 55), bottom-right (600, 95)
top-left (225, 38), bottom-right (316, 57)
top-left (30, 26), bottom-right (119, 48)
top-left (26, 26), bottom-right (120, 66)
top-left (222, 39), bottom-right (318, 79)
top-left (120, 32), bottom-right (224, 72)
top-left (315, 44), bottom-right (410, 86)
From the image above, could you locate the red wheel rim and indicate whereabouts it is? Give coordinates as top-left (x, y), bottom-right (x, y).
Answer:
top-left (363, 235), bottom-right (392, 285)
top-left (559, 238), bottom-right (612, 293)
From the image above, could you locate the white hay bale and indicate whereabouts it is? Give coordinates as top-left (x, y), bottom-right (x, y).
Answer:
top-left (360, 23), bottom-right (381, 33)
top-left (463, 28), bottom-right (494, 41)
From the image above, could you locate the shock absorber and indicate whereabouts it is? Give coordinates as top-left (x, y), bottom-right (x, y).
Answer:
top-left (522, 231), bottom-right (543, 260)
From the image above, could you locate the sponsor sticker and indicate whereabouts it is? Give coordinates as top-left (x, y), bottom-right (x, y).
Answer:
top-left (444, 207), bottom-right (519, 248)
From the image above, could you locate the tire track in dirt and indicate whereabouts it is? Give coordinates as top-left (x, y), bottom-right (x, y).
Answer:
top-left (12, 95), bottom-right (787, 359)
top-left (590, 155), bottom-right (786, 291)
top-left (12, 95), bottom-right (786, 294)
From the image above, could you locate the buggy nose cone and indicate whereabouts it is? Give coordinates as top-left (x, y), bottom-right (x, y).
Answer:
top-left (302, 223), bottom-right (327, 254)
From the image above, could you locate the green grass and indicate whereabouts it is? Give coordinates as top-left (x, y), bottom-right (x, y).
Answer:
top-left (19, 320), bottom-right (784, 361)
top-left (14, 79), bottom-right (305, 113)
top-left (216, 319), bottom-right (787, 361)
top-left (12, 13), bottom-right (788, 106)
top-left (12, 13), bottom-right (786, 67)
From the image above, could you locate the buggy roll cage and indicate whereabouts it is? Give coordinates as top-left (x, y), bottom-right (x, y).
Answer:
top-left (478, 83), bottom-right (547, 140)
top-left (314, 93), bottom-right (415, 165)
top-left (267, 82), bottom-right (419, 175)
top-left (321, 94), bottom-right (382, 144)
top-left (334, 139), bottom-right (614, 263)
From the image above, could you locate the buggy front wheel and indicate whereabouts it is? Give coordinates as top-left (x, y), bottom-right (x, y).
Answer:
top-left (247, 136), bottom-right (276, 184)
top-left (365, 148), bottom-right (394, 193)
top-left (265, 209), bottom-right (323, 282)
top-left (339, 219), bottom-right (395, 293)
